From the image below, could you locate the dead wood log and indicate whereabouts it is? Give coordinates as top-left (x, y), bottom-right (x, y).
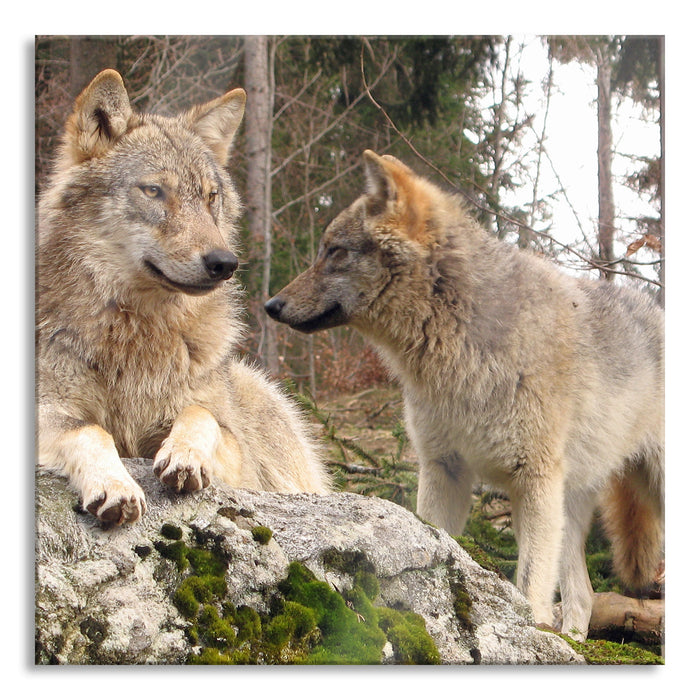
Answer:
top-left (588, 592), bottom-right (664, 645)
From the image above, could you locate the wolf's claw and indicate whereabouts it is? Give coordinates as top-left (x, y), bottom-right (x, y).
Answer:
top-left (154, 444), bottom-right (211, 493)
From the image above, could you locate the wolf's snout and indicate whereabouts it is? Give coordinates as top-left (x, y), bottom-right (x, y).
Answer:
top-left (264, 296), bottom-right (286, 320)
top-left (203, 249), bottom-right (238, 280)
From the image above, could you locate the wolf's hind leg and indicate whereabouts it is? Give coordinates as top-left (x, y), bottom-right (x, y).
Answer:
top-left (154, 405), bottom-right (241, 492)
top-left (416, 452), bottom-right (474, 535)
top-left (37, 408), bottom-right (146, 524)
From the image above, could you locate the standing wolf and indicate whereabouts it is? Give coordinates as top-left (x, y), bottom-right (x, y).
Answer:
top-left (265, 150), bottom-right (664, 640)
top-left (36, 70), bottom-right (331, 526)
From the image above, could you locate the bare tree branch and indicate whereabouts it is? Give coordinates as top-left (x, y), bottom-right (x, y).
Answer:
top-left (271, 44), bottom-right (400, 179)
top-left (359, 44), bottom-right (663, 290)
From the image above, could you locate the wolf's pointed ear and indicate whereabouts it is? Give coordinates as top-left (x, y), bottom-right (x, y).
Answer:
top-left (362, 150), bottom-right (398, 210)
top-left (362, 150), bottom-right (431, 242)
top-left (187, 88), bottom-right (246, 167)
top-left (64, 69), bottom-right (132, 164)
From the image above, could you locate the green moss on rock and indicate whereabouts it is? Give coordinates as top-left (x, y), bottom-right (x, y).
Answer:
top-left (198, 605), bottom-right (238, 649)
top-left (223, 603), bottom-right (261, 643)
top-left (453, 534), bottom-right (510, 579)
top-left (251, 526), bottom-right (273, 545)
top-left (377, 607), bottom-right (441, 664)
top-left (263, 600), bottom-right (317, 647)
top-left (279, 561), bottom-right (386, 664)
top-left (173, 576), bottom-right (209, 618)
top-left (154, 525), bottom-right (229, 623)
top-left (154, 539), bottom-right (189, 571)
top-left (160, 523), bottom-right (183, 541)
top-left (319, 548), bottom-right (375, 576)
top-left (155, 525), bottom-right (440, 665)
top-left (354, 570), bottom-right (380, 601)
top-left (185, 546), bottom-right (227, 578)
top-left (453, 586), bottom-right (474, 632)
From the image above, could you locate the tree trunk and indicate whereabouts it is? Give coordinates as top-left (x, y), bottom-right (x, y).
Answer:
top-left (244, 36), bottom-right (279, 374)
top-left (596, 49), bottom-right (616, 280)
top-left (69, 36), bottom-right (118, 97)
top-left (488, 36), bottom-right (511, 238)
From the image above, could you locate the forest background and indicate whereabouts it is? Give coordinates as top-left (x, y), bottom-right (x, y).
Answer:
top-left (35, 35), bottom-right (664, 393)
top-left (35, 35), bottom-right (666, 662)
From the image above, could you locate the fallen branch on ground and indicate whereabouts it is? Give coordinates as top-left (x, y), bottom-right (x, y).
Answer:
top-left (588, 592), bottom-right (664, 646)
top-left (555, 592), bottom-right (664, 646)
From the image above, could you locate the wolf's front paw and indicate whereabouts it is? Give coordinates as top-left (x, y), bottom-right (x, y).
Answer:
top-left (82, 476), bottom-right (146, 525)
top-left (153, 439), bottom-right (212, 492)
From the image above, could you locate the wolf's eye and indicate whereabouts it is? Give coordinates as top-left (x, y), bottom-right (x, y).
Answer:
top-left (327, 246), bottom-right (348, 265)
top-left (140, 185), bottom-right (164, 200)
top-left (208, 190), bottom-right (219, 206)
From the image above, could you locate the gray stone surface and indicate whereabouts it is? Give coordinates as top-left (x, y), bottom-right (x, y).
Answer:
top-left (35, 459), bottom-right (583, 665)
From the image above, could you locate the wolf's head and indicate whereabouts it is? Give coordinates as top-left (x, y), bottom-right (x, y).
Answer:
top-left (41, 70), bottom-right (246, 298)
top-left (266, 150), bottom-right (457, 335)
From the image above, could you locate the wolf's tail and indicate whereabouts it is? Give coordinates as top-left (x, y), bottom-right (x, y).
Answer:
top-left (600, 451), bottom-right (664, 591)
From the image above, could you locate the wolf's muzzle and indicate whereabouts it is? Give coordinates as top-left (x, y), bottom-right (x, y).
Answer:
top-left (265, 295), bottom-right (347, 334)
top-left (203, 249), bottom-right (238, 281)
top-left (264, 296), bottom-right (285, 320)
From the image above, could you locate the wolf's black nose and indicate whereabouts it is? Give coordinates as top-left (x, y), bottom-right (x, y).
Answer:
top-left (203, 249), bottom-right (238, 280)
top-left (264, 296), bottom-right (285, 320)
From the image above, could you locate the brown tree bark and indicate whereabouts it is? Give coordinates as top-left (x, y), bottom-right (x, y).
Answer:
top-left (69, 36), bottom-right (118, 97)
top-left (596, 48), bottom-right (616, 280)
top-left (244, 36), bottom-right (279, 374)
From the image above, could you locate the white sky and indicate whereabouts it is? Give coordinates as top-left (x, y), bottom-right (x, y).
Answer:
top-left (489, 36), bottom-right (660, 265)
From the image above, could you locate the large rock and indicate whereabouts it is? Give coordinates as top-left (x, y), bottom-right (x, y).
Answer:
top-left (35, 459), bottom-right (582, 665)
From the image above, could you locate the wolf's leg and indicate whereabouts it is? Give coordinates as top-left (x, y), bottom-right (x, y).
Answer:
top-left (154, 405), bottom-right (242, 491)
top-left (416, 453), bottom-right (474, 535)
top-left (509, 466), bottom-right (566, 629)
top-left (37, 406), bottom-right (146, 524)
top-left (558, 488), bottom-right (597, 640)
